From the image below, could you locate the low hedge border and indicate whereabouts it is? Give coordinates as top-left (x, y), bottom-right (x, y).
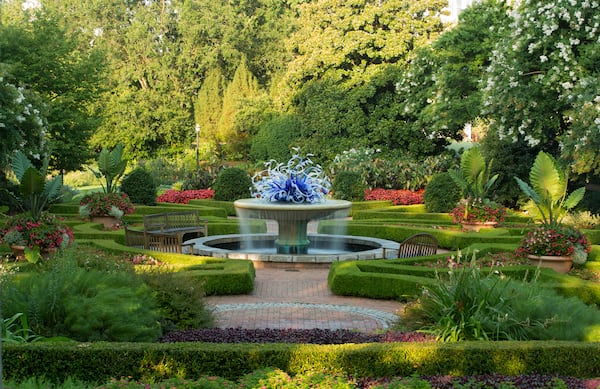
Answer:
top-left (3, 341), bottom-right (600, 384)
top-left (328, 253), bottom-right (600, 306)
top-left (79, 239), bottom-right (255, 295)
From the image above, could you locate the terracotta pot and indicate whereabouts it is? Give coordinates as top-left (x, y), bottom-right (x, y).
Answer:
top-left (10, 245), bottom-right (26, 260)
top-left (91, 216), bottom-right (120, 229)
top-left (527, 254), bottom-right (573, 274)
top-left (461, 221), bottom-right (497, 232)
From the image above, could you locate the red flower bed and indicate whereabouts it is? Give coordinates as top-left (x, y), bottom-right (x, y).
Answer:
top-left (157, 189), bottom-right (214, 204)
top-left (364, 188), bottom-right (424, 205)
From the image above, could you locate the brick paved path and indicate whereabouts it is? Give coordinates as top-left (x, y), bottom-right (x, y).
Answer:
top-left (204, 265), bottom-right (403, 332)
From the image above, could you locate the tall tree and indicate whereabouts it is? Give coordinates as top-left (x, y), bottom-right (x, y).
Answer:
top-left (195, 67), bottom-right (226, 152)
top-left (482, 0), bottom-right (600, 203)
top-left (218, 57), bottom-right (264, 158)
top-left (275, 0), bottom-right (447, 161)
top-left (0, 9), bottom-right (105, 173)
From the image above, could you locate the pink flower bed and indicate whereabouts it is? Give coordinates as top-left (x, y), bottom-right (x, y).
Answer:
top-left (364, 188), bottom-right (424, 205)
top-left (157, 189), bottom-right (214, 204)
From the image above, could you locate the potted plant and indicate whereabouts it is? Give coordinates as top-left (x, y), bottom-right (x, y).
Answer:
top-left (450, 198), bottom-right (507, 231)
top-left (515, 224), bottom-right (591, 273)
top-left (514, 151), bottom-right (587, 272)
top-left (449, 147), bottom-right (504, 231)
top-left (1, 213), bottom-right (73, 263)
top-left (80, 143), bottom-right (134, 228)
top-left (79, 192), bottom-right (134, 228)
top-left (0, 151), bottom-right (72, 262)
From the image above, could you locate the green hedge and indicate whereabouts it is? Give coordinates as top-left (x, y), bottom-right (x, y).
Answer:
top-left (319, 221), bottom-right (522, 250)
top-left (80, 239), bottom-right (254, 295)
top-left (3, 341), bottom-right (600, 384)
top-left (328, 252), bottom-right (600, 305)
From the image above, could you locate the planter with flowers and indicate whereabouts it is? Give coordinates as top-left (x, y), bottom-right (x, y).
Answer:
top-left (80, 143), bottom-right (132, 229)
top-left (79, 192), bottom-right (134, 229)
top-left (516, 224), bottom-right (591, 273)
top-left (451, 199), bottom-right (507, 232)
top-left (1, 213), bottom-right (73, 262)
top-left (515, 151), bottom-right (588, 273)
top-left (0, 151), bottom-right (72, 262)
top-left (449, 147), bottom-right (503, 232)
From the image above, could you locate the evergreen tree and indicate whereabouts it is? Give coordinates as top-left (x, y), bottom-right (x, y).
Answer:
top-left (195, 67), bottom-right (225, 155)
top-left (218, 57), bottom-right (262, 159)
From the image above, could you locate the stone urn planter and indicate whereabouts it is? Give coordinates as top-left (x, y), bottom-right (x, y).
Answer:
top-left (527, 254), bottom-right (573, 274)
top-left (461, 221), bottom-right (497, 233)
top-left (10, 245), bottom-right (26, 260)
top-left (91, 216), bottom-right (120, 229)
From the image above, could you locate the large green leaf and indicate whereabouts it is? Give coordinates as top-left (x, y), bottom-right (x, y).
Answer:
top-left (20, 168), bottom-right (45, 197)
top-left (563, 187), bottom-right (585, 210)
top-left (529, 152), bottom-right (565, 203)
top-left (461, 147), bottom-right (486, 189)
top-left (10, 151), bottom-right (35, 182)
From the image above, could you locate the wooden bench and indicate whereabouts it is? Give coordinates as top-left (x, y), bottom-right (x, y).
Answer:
top-left (397, 233), bottom-right (438, 258)
top-left (125, 210), bottom-right (208, 254)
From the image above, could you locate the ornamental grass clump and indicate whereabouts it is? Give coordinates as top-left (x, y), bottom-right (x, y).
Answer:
top-left (412, 253), bottom-right (600, 342)
top-left (252, 151), bottom-right (330, 203)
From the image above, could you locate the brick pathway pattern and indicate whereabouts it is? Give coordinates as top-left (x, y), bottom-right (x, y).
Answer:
top-left (205, 267), bottom-right (403, 332)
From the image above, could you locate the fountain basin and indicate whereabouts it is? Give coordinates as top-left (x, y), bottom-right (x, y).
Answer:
top-left (189, 233), bottom-right (400, 264)
top-left (234, 198), bottom-right (352, 254)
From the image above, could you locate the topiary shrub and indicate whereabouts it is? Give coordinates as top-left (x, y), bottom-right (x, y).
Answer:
top-left (332, 171), bottom-right (365, 201)
top-left (212, 167), bottom-right (252, 201)
top-left (120, 168), bottom-right (157, 205)
top-left (423, 172), bottom-right (462, 213)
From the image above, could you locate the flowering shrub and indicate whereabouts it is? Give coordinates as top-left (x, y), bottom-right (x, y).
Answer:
top-left (252, 152), bottom-right (330, 203)
top-left (364, 189), bottom-right (424, 205)
top-left (79, 192), bottom-right (134, 219)
top-left (157, 189), bottom-right (214, 204)
top-left (516, 224), bottom-right (591, 257)
top-left (0, 213), bottom-right (73, 252)
top-left (451, 201), bottom-right (507, 224)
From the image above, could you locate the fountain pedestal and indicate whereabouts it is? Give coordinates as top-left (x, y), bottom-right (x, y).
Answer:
top-left (234, 198), bottom-right (351, 255)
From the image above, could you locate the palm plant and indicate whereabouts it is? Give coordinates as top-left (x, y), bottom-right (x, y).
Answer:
top-left (514, 151), bottom-right (585, 227)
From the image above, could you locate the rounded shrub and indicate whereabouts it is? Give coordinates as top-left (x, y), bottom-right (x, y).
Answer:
top-left (212, 167), bottom-right (252, 201)
top-left (423, 172), bottom-right (462, 213)
top-left (331, 171), bottom-right (365, 201)
top-left (120, 168), bottom-right (157, 205)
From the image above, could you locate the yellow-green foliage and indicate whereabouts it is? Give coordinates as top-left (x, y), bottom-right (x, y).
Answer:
top-left (3, 341), bottom-right (600, 384)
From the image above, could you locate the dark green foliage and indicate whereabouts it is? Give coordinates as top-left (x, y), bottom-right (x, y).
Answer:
top-left (423, 172), bottom-right (462, 213)
top-left (182, 169), bottom-right (214, 190)
top-left (1, 250), bottom-right (162, 342)
top-left (249, 114), bottom-right (298, 163)
top-left (331, 171), bottom-right (365, 201)
top-left (140, 267), bottom-right (214, 332)
top-left (120, 168), bottom-right (157, 205)
top-left (212, 167), bottom-right (252, 201)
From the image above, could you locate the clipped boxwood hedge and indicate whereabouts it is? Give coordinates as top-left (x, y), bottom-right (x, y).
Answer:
top-left (3, 341), bottom-right (600, 384)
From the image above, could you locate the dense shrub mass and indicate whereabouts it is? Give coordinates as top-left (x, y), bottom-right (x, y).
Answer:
top-left (157, 189), bottom-right (214, 204)
top-left (332, 171), bottom-right (366, 201)
top-left (182, 169), bottom-right (215, 190)
top-left (213, 167), bottom-right (252, 201)
top-left (423, 172), bottom-right (462, 213)
top-left (120, 168), bottom-right (157, 205)
top-left (364, 188), bottom-right (424, 205)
